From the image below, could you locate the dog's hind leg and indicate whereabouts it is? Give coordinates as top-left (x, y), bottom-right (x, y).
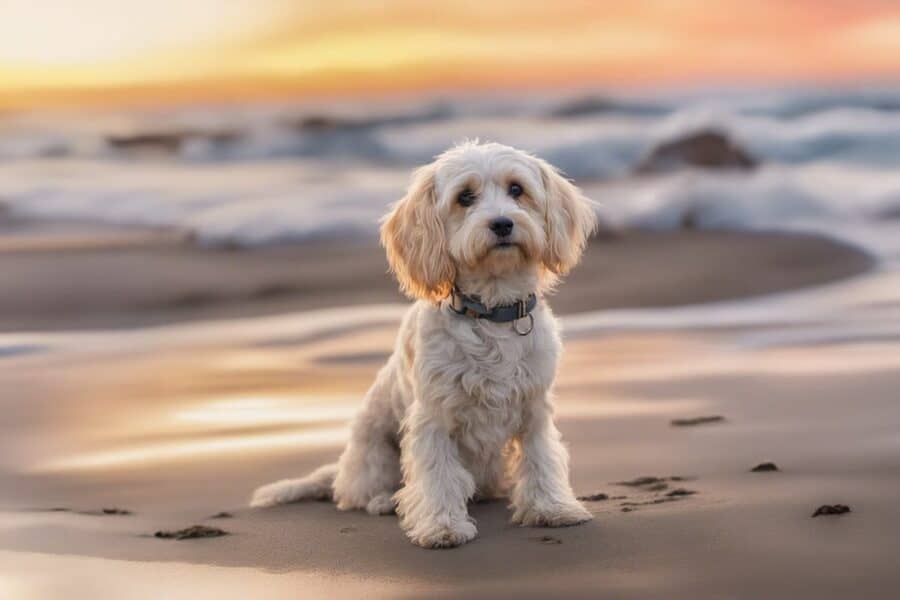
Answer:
top-left (332, 403), bottom-right (402, 515)
top-left (249, 463), bottom-right (337, 508)
top-left (250, 364), bottom-right (402, 514)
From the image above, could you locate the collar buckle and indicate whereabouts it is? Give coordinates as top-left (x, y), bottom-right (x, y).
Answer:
top-left (515, 299), bottom-right (526, 320)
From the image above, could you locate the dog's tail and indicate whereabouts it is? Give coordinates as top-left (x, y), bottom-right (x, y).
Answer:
top-left (249, 463), bottom-right (337, 508)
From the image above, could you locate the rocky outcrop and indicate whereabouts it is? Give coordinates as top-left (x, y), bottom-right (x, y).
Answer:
top-left (288, 104), bottom-right (452, 133)
top-left (106, 130), bottom-right (241, 154)
top-left (548, 96), bottom-right (664, 118)
top-left (635, 129), bottom-right (757, 174)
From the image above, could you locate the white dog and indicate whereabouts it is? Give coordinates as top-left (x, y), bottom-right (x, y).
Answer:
top-left (251, 141), bottom-right (596, 548)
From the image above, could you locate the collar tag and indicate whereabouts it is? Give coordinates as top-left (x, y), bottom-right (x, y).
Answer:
top-left (513, 312), bottom-right (534, 336)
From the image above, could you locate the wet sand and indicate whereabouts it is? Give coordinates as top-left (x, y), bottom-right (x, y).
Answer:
top-left (0, 223), bottom-right (873, 331)
top-left (1, 226), bottom-right (897, 598)
top-left (2, 288), bottom-right (900, 597)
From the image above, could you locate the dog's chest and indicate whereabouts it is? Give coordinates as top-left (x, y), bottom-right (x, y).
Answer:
top-left (443, 322), bottom-right (547, 441)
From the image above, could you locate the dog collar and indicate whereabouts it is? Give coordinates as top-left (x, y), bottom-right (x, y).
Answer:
top-left (448, 287), bottom-right (537, 335)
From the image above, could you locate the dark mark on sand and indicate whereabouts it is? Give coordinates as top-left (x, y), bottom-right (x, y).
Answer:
top-left (41, 507), bottom-right (133, 516)
top-left (812, 504), bottom-right (851, 518)
top-left (622, 497), bottom-right (679, 507)
top-left (101, 508), bottom-right (132, 515)
top-left (617, 476), bottom-right (666, 487)
top-left (533, 535), bottom-right (562, 545)
top-left (577, 493), bottom-right (609, 502)
top-left (671, 415), bottom-right (725, 426)
top-left (616, 476), bottom-right (688, 488)
top-left (614, 477), bottom-right (697, 512)
top-left (208, 512), bottom-right (233, 519)
top-left (751, 462), bottom-right (779, 472)
top-left (154, 525), bottom-right (229, 540)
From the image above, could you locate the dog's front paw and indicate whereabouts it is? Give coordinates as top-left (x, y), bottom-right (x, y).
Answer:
top-left (404, 518), bottom-right (477, 549)
top-left (511, 500), bottom-right (593, 528)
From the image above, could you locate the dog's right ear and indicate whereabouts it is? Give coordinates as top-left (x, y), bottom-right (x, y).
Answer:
top-left (380, 164), bottom-right (455, 303)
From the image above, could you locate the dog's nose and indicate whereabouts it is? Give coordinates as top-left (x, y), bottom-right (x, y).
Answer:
top-left (489, 217), bottom-right (514, 237)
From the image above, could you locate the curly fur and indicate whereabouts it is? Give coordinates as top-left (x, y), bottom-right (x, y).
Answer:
top-left (251, 141), bottom-right (597, 548)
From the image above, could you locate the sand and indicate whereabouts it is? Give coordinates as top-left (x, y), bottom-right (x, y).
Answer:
top-left (1, 225), bottom-right (897, 599)
top-left (0, 223), bottom-right (873, 332)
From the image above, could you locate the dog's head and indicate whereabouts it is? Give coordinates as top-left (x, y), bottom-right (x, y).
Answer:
top-left (381, 141), bottom-right (596, 303)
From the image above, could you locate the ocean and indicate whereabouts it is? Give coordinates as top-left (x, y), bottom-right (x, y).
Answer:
top-left (1, 87), bottom-right (899, 260)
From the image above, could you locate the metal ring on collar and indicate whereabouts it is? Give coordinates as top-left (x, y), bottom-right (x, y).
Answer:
top-left (513, 313), bottom-right (534, 336)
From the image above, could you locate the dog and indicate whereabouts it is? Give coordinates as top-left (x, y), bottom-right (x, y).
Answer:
top-left (250, 141), bottom-right (597, 548)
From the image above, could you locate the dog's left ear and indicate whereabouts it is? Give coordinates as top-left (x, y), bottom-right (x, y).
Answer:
top-left (538, 159), bottom-right (597, 275)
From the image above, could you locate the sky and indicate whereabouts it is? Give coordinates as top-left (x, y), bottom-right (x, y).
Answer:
top-left (1, 0), bottom-right (899, 108)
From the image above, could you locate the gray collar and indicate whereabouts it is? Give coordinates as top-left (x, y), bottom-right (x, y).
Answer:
top-left (448, 286), bottom-right (537, 335)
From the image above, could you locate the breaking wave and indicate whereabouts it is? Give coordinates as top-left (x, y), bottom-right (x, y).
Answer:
top-left (1, 87), bottom-right (899, 257)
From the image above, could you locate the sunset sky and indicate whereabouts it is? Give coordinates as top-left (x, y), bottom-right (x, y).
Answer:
top-left (2, 0), bottom-right (899, 108)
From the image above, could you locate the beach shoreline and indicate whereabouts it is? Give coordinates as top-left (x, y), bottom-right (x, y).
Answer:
top-left (1, 286), bottom-right (899, 598)
top-left (0, 224), bottom-right (874, 332)
top-left (2, 220), bottom-right (897, 599)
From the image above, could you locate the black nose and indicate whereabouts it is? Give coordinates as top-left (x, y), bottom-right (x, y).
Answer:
top-left (489, 216), bottom-right (514, 237)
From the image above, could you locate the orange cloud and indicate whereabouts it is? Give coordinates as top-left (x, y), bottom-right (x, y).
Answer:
top-left (2, 0), bottom-right (899, 109)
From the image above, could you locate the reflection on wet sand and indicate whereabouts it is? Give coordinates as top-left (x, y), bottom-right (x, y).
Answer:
top-left (37, 425), bottom-right (350, 472)
top-left (1, 550), bottom-right (391, 600)
top-left (2, 269), bottom-right (900, 598)
top-left (43, 393), bottom-right (361, 473)
top-left (4, 268), bottom-right (899, 476)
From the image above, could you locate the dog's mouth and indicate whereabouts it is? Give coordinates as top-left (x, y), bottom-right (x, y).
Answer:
top-left (493, 241), bottom-right (517, 250)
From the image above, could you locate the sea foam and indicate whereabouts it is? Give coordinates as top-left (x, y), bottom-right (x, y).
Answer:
top-left (2, 88), bottom-right (899, 257)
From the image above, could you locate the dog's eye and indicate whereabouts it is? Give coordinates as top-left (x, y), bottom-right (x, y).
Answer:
top-left (508, 182), bottom-right (524, 199)
top-left (457, 189), bottom-right (476, 207)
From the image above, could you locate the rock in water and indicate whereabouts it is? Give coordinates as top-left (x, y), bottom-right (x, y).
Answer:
top-left (635, 129), bottom-right (757, 174)
top-left (106, 129), bottom-right (240, 155)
